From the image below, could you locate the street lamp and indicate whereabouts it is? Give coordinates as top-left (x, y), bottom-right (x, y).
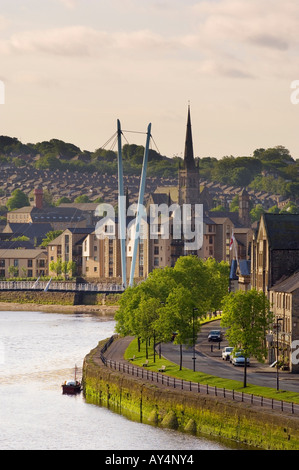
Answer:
top-left (192, 307), bottom-right (198, 372)
top-left (159, 302), bottom-right (165, 359)
top-left (276, 317), bottom-right (283, 391)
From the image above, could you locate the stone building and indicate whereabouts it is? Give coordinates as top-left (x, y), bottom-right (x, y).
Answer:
top-left (47, 227), bottom-right (94, 276)
top-left (269, 272), bottom-right (299, 373)
top-left (0, 248), bottom-right (47, 278)
top-left (251, 213), bottom-right (299, 294)
top-left (251, 213), bottom-right (299, 372)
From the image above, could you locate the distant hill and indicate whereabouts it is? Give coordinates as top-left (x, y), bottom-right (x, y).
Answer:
top-left (0, 136), bottom-right (298, 199)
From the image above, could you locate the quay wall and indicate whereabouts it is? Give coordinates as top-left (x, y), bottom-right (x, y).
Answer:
top-left (83, 339), bottom-right (299, 450)
top-left (0, 290), bottom-right (121, 306)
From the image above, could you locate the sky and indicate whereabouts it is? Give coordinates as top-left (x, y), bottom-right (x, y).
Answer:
top-left (0, 0), bottom-right (299, 160)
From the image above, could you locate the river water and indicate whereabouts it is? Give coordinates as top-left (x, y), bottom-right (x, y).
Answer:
top-left (0, 310), bottom-right (235, 450)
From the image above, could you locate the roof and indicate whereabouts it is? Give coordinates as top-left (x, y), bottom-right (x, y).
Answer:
top-left (230, 259), bottom-right (251, 280)
top-left (263, 213), bottom-right (299, 250)
top-left (209, 212), bottom-right (241, 227)
top-left (270, 271), bottom-right (299, 293)
top-left (0, 249), bottom-right (47, 259)
top-left (10, 206), bottom-right (86, 222)
top-left (4, 223), bottom-right (52, 238)
top-left (0, 241), bottom-right (35, 249)
top-left (59, 203), bottom-right (99, 211)
top-left (183, 105), bottom-right (195, 170)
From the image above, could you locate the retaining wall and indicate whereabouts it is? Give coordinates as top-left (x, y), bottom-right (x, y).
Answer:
top-left (83, 339), bottom-right (299, 450)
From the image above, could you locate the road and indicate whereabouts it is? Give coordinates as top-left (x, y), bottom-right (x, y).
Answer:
top-left (160, 320), bottom-right (299, 393)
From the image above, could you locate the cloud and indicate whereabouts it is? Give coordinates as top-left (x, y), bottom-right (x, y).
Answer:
top-left (0, 25), bottom-right (178, 58)
top-left (1, 0), bottom-right (299, 82)
top-left (247, 34), bottom-right (289, 51)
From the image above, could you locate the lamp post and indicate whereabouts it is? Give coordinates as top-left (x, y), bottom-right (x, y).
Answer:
top-left (159, 302), bottom-right (165, 359)
top-left (276, 317), bottom-right (283, 391)
top-left (192, 307), bottom-right (198, 372)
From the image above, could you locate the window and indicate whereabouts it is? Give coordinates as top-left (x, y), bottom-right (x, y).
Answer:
top-left (28, 260), bottom-right (33, 268)
top-left (27, 270), bottom-right (33, 277)
top-left (154, 246), bottom-right (159, 255)
top-left (94, 267), bottom-right (97, 272)
top-left (154, 257), bottom-right (159, 266)
top-left (14, 259), bottom-right (19, 267)
top-left (0, 260), bottom-right (5, 267)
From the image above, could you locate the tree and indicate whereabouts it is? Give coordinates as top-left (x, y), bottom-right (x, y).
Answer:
top-left (221, 289), bottom-right (273, 387)
top-left (74, 195), bottom-right (91, 203)
top-left (6, 189), bottom-right (30, 211)
top-left (67, 260), bottom-right (76, 277)
top-left (250, 204), bottom-right (264, 223)
top-left (158, 286), bottom-right (199, 370)
top-left (41, 230), bottom-right (63, 247)
top-left (115, 256), bottom-right (230, 369)
top-left (56, 196), bottom-right (71, 205)
top-left (49, 257), bottom-right (62, 277)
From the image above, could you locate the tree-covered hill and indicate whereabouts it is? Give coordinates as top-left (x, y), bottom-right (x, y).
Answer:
top-left (0, 135), bottom-right (298, 198)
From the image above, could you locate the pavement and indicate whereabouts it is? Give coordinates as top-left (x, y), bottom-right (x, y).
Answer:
top-left (103, 322), bottom-right (299, 394)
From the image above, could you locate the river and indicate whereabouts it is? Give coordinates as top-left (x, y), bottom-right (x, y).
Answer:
top-left (0, 310), bottom-right (236, 450)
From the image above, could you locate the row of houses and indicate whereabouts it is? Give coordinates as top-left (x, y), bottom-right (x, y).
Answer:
top-left (249, 213), bottom-right (299, 373)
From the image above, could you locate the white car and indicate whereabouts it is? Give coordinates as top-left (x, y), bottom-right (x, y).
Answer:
top-left (231, 351), bottom-right (250, 366)
top-left (222, 347), bottom-right (234, 361)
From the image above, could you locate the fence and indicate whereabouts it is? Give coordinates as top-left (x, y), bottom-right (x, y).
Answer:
top-left (101, 335), bottom-right (299, 416)
top-left (0, 280), bottom-right (124, 292)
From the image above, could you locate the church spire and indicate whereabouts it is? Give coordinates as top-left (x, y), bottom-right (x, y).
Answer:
top-left (184, 104), bottom-right (195, 170)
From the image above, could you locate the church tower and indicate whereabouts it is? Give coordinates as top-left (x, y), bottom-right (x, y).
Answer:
top-left (178, 105), bottom-right (200, 206)
top-left (238, 188), bottom-right (250, 227)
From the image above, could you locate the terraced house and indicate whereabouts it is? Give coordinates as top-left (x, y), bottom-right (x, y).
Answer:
top-left (0, 249), bottom-right (47, 278)
top-left (251, 213), bottom-right (299, 372)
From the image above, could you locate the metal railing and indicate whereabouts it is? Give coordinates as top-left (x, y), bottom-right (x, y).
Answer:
top-left (0, 280), bottom-right (124, 292)
top-left (101, 336), bottom-right (299, 416)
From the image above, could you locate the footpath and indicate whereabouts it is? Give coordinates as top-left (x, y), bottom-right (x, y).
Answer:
top-left (101, 334), bottom-right (299, 394)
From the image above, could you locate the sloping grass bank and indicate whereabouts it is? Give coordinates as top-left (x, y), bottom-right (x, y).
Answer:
top-left (83, 338), bottom-right (299, 450)
top-left (125, 338), bottom-right (299, 404)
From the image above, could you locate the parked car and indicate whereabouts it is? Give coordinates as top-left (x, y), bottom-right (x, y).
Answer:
top-left (222, 346), bottom-right (234, 361)
top-left (231, 351), bottom-right (250, 367)
top-left (208, 330), bottom-right (223, 342)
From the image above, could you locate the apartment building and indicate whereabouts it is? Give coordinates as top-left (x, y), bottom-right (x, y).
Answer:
top-left (0, 249), bottom-right (47, 278)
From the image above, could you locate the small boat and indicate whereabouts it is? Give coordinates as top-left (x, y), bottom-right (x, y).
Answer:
top-left (62, 365), bottom-right (82, 394)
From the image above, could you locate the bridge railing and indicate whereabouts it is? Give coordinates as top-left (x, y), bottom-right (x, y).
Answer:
top-left (0, 280), bottom-right (124, 292)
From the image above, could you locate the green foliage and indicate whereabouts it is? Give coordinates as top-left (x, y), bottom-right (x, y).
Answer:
top-left (115, 256), bottom-right (229, 354)
top-left (40, 230), bottom-right (63, 247)
top-left (74, 194), bottom-right (91, 203)
top-left (6, 189), bottom-right (30, 211)
top-left (1, 134), bottom-right (298, 202)
top-left (56, 196), bottom-right (71, 205)
top-left (221, 289), bottom-right (273, 387)
top-left (250, 204), bottom-right (265, 222)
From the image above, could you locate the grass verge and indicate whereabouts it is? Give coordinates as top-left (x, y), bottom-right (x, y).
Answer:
top-left (124, 337), bottom-right (299, 405)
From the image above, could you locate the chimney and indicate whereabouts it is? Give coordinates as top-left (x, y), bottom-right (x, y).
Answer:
top-left (34, 188), bottom-right (43, 209)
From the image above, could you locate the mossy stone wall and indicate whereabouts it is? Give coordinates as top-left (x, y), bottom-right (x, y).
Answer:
top-left (83, 340), bottom-right (299, 450)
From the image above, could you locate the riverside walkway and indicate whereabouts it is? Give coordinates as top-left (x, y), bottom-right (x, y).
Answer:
top-left (99, 334), bottom-right (299, 416)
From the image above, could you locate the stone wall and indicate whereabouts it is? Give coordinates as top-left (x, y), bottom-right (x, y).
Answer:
top-left (0, 290), bottom-right (78, 305)
top-left (83, 340), bottom-right (299, 450)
